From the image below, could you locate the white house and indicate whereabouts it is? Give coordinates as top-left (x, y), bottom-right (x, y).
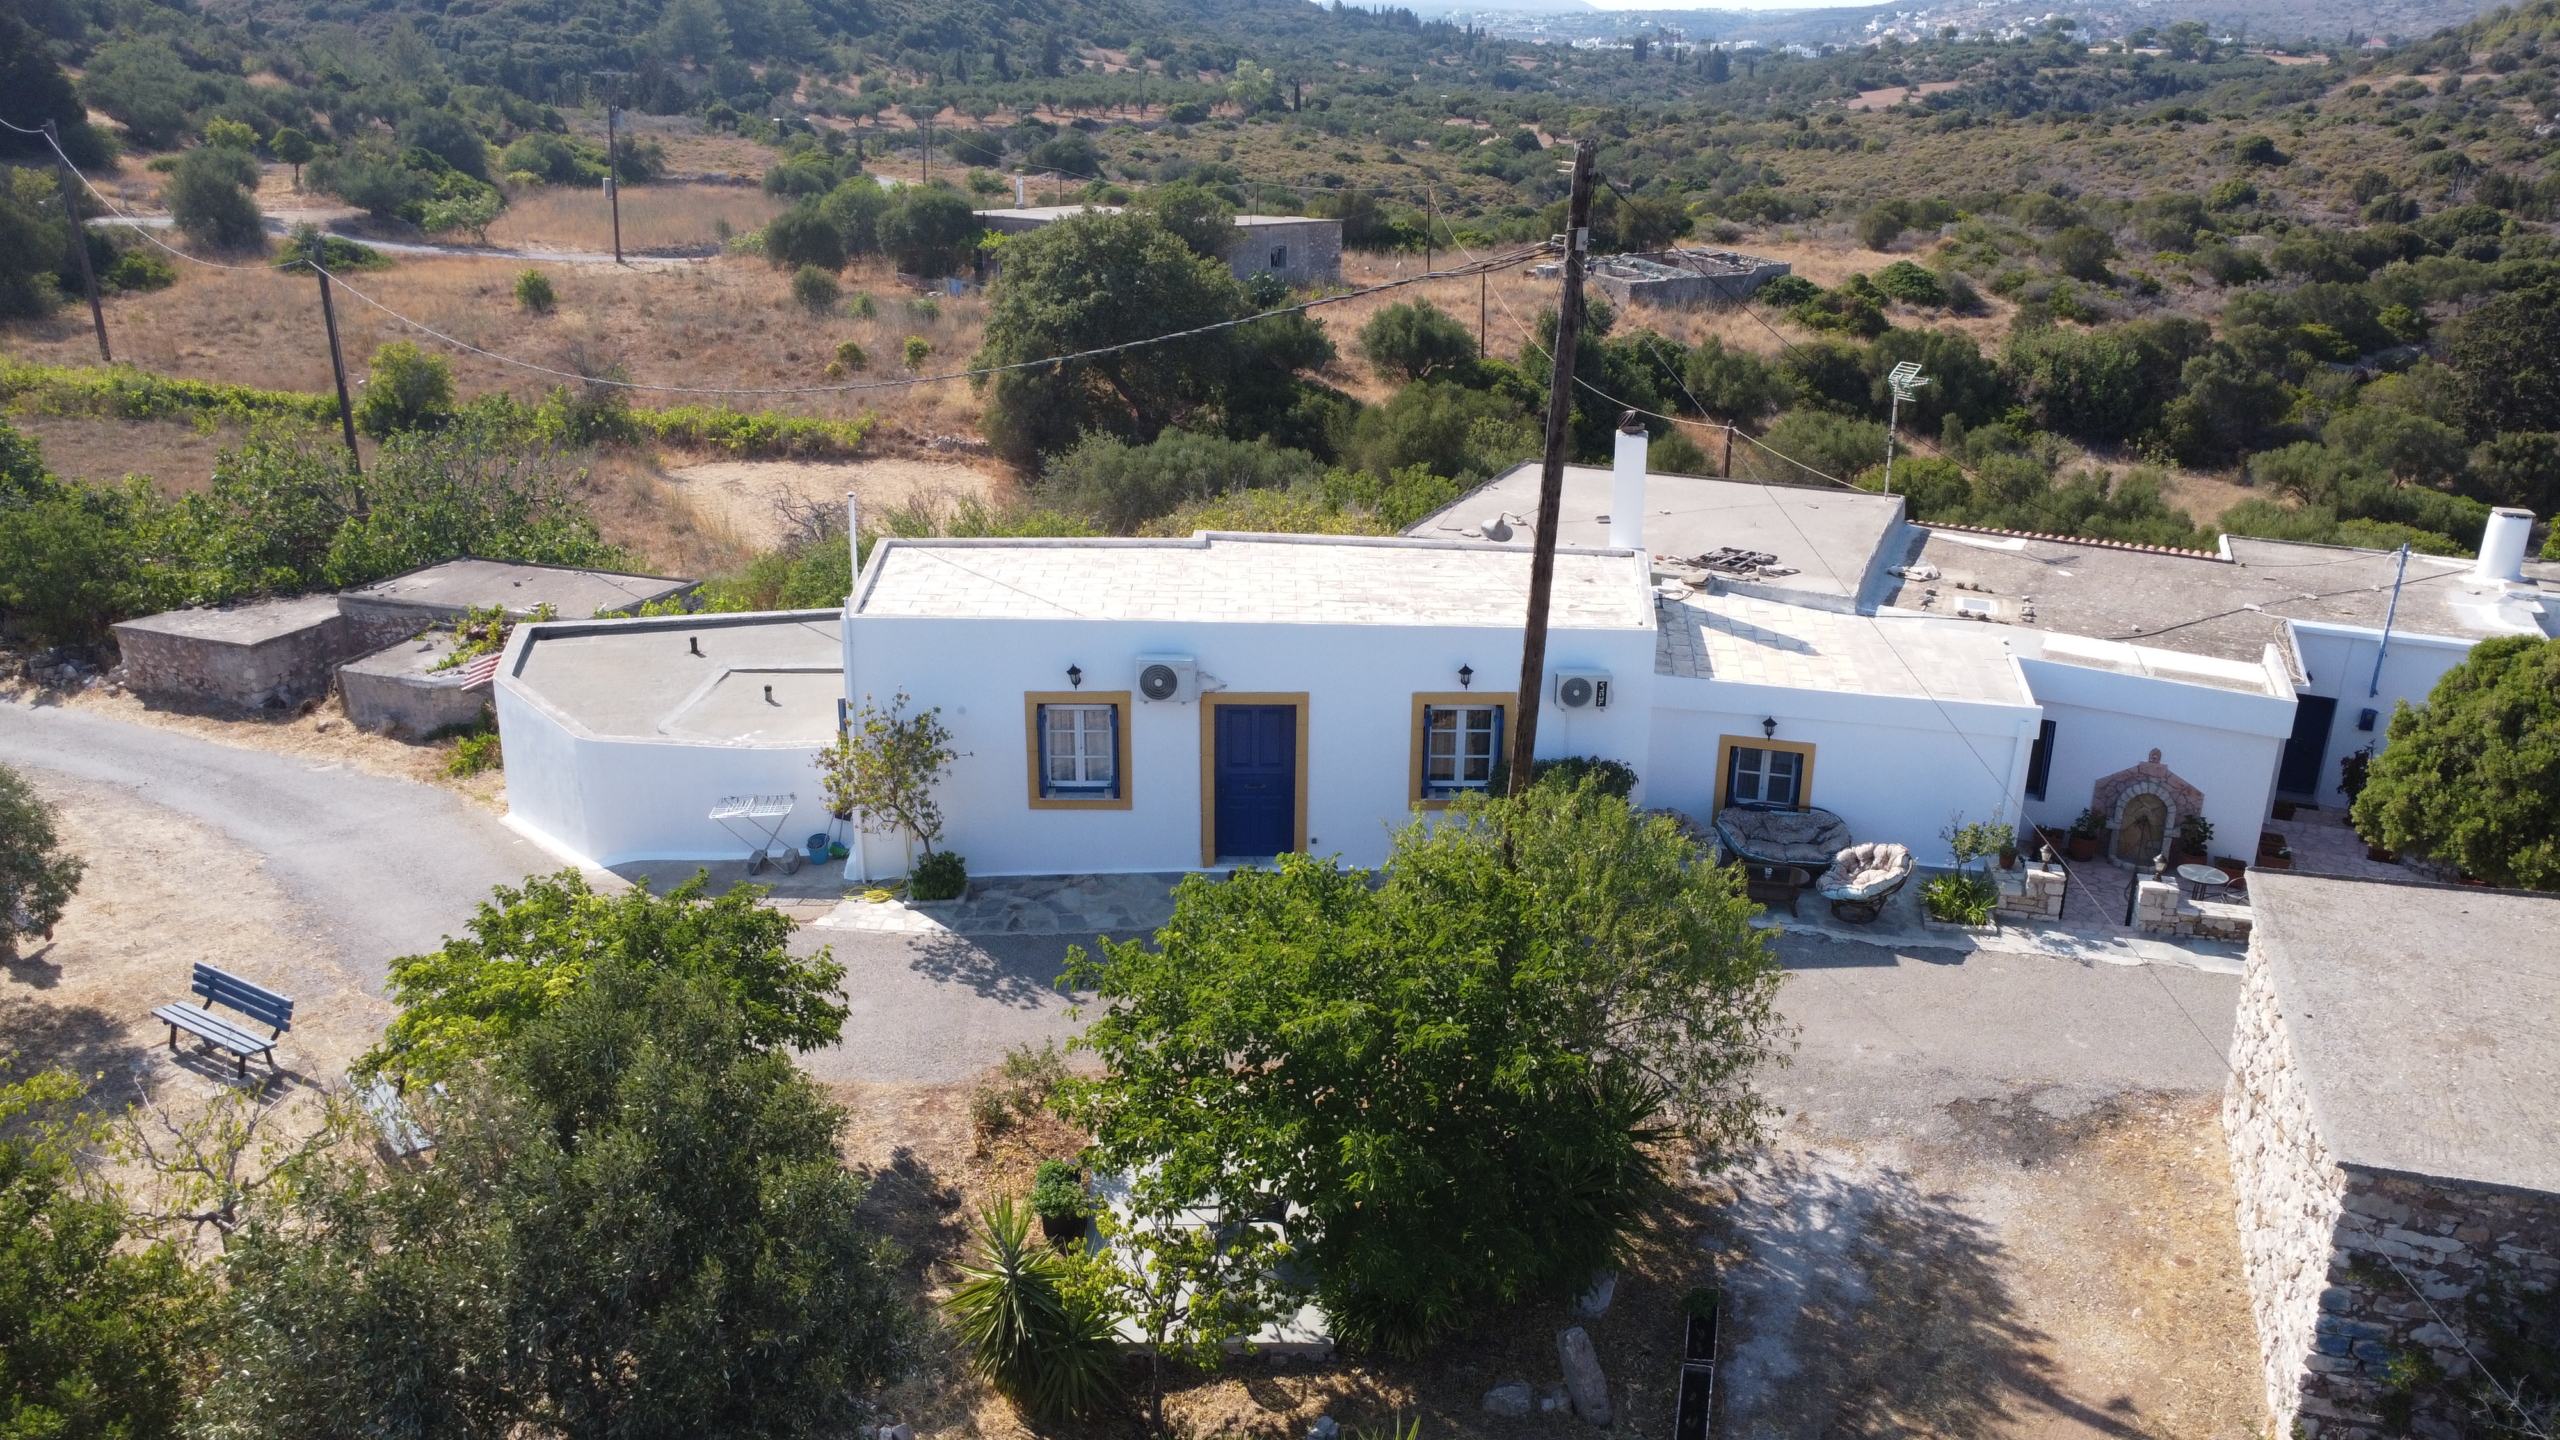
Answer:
top-left (487, 445), bottom-right (2554, 882)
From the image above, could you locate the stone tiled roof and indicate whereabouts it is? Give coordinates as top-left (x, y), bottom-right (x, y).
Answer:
top-left (854, 534), bottom-right (1656, 629)
top-left (1653, 589), bottom-right (2030, 704)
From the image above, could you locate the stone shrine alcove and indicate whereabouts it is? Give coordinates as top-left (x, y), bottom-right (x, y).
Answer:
top-left (2090, 749), bottom-right (2206, 867)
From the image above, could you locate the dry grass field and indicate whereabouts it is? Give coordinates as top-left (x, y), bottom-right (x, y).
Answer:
top-left (480, 182), bottom-right (791, 254)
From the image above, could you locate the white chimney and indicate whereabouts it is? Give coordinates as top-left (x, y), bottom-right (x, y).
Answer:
top-left (2474, 506), bottom-right (2532, 583)
top-left (1610, 412), bottom-right (1649, 554)
top-left (1014, 173), bottom-right (1027, 206)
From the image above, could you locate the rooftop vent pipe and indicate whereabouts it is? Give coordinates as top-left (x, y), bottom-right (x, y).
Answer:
top-left (1610, 411), bottom-right (1649, 554)
top-left (2474, 506), bottom-right (2533, 584)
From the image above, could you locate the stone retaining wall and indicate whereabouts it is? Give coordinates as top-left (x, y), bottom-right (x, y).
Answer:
top-left (2226, 944), bottom-right (2560, 1439)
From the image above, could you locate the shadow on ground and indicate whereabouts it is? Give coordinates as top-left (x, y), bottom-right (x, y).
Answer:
top-left (901, 930), bottom-right (1128, 1010)
top-left (1719, 1149), bottom-right (2154, 1440)
top-left (0, 994), bottom-right (149, 1113)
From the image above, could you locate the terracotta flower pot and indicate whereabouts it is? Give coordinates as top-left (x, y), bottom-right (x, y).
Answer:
top-left (1998, 851), bottom-right (2017, 870)
top-left (2367, 845), bottom-right (2397, 863)
top-left (2068, 835), bottom-right (2098, 862)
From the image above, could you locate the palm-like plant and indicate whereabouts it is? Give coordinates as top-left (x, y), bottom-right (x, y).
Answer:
top-left (944, 1196), bottom-right (1124, 1420)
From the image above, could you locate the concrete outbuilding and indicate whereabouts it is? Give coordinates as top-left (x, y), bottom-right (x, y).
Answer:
top-left (974, 205), bottom-right (1342, 284)
top-left (2225, 871), bottom-right (2560, 1439)
top-left (112, 596), bottom-right (374, 711)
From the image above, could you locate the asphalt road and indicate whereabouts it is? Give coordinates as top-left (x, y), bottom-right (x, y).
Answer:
top-left (1771, 927), bottom-right (2241, 1140)
top-left (0, 698), bottom-right (552, 991)
top-left (3, 700), bottom-right (2243, 1092)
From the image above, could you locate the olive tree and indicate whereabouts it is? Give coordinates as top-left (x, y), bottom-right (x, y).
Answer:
top-left (817, 690), bottom-right (956, 860)
top-left (1057, 780), bottom-right (1786, 1355)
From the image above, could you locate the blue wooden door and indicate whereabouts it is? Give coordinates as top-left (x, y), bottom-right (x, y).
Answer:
top-left (1214, 705), bottom-right (1297, 860)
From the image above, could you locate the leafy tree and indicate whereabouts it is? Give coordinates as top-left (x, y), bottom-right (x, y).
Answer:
top-left (1854, 205), bottom-right (1903, 251)
top-left (1347, 378), bottom-right (1538, 482)
top-left (397, 110), bottom-right (491, 181)
top-left (1868, 259), bottom-right (1946, 307)
top-left (2158, 346), bottom-right (2287, 465)
top-left (1131, 180), bottom-right (1234, 259)
top-left (1038, 428), bottom-right (1325, 531)
top-left (818, 691), bottom-right (957, 861)
top-left (165, 146), bottom-right (264, 250)
top-left (1357, 299), bottom-right (1477, 383)
top-left (976, 210), bottom-right (1249, 467)
top-left (2352, 636), bottom-right (2560, 890)
top-left (271, 127), bottom-right (314, 186)
top-left (212, 960), bottom-right (912, 1436)
top-left (308, 147), bottom-right (437, 222)
top-left (1866, 326), bottom-right (2010, 432)
top-left (2003, 320), bottom-right (2197, 443)
top-left (77, 37), bottom-right (196, 150)
top-left (0, 1069), bottom-right (204, 1440)
top-left (2470, 432), bottom-right (2560, 514)
top-left (353, 341), bottom-right (456, 438)
top-left (2325, 405), bottom-right (2470, 489)
top-left (361, 868), bottom-right (848, 1082)
top-left (1682, 335), bottom-right (1789, 422)
top-left (1024, 129), bottom-right (1103, 179)
top-left (878, 188), bottom-right (984, 278)
top-left (1059, 783), bottom-right (1784, 1355)
top-left (0, 169), bottom-right (68, 320)
top-left (817, 176), bottom-right (893, 256)
top-left (0, 3), bottom-right (109, 167)
top-left (765, 201), bottom-right (847, 271)
top-left (2442, 284), bottom-right (2560, 442)
top-left (0, 764), bottom-right (82, 954)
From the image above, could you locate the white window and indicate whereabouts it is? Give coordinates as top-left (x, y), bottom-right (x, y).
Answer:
top-left (1422, 704), bottom-right (1502, 798)
top-left (1039, 703), bottom-right (1119, 798)
top-left (1726, 745), bottom-right (1803, 808)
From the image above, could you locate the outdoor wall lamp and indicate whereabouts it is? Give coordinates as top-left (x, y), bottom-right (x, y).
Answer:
top-left (1458, 665), bottom-right (1474, 689)
top-left (1762, 717), bottom-right (1777, 739)
top-left (1067, 664), bottom-right (1083, 689)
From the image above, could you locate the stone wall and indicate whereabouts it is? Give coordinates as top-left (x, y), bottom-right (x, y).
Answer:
top-left (2226, 945), bottom-right (2560, 1439)
top-left (2225, 950), bottom-right (2346, 1436)
top-left (2134, 879), bottom-right (2253, 940)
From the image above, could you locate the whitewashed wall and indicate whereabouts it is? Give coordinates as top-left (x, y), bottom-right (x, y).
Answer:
top-left (1646, 674), bottom-right (2039, 867)
top-left (2285, 621), bottom-right (2478, 807)
top-left (844, 614), bottom-right (1658, 877)
top-left (2015, 652), bottom-right (2296, 861)
top-left (494, 676), bottom-right (833, 870)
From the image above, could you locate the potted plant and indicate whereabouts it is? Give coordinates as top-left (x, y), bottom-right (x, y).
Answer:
top-left (2175, 814), bottom-right (2214, 865)
top-left (911, 849), bottom-right (969, 903)
top-left (1997, 836), bottom-right (2019, 870)
top-left (2067, 808), bottom-right (2102, 861)
top-left (1029, 1159), bottom-right (1091, 1244)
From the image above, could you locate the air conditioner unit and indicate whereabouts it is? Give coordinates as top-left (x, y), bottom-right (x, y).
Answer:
top-left (1554, 669), bottom-right (1612, 710)
top-left (1135, 655), bottom-right (1199, 703)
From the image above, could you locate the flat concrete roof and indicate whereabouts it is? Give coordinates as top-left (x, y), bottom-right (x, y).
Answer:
top-left (508, 612), bottom-right (841, 745)
top-left (341, 559), bottom-right (694, 621)
top-left (1881, 528), bottom-right (2559, 665)
top-left (855, 532), bottom-right (1655, 630)
top-left (1409, 464), bottom-right (1908, 602)
top-left (1655, 589), bottom-right (2030, 704)
top-left (2248, 870), bottom-right (2560, 1196)
top-left (971, 207), bottom-right (1334, 229)
top-left (112, 595), bottom-right (343, 646)
top-left (342, 630), bottom-right (468, 682)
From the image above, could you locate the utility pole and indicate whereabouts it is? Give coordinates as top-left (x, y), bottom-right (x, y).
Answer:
top-left (1424, 188), bottom-right (1433, 274)
top-left (1882, 360), bottom-right (1928, 496)
top-left (922, 117), bottom-right (931, 185)
top-left (1506, 139), bottom-right (1596, 799)
top-left (596, 73), bottom-right (630, 265)
top-left (312, 265), bottom-right (361, 471)
top-left (1722, 423), bottom-right (1735, 478)
top-left (44, 120), bottom-right (110, 364)
top-left (1479, 268), bottom-right (1487, 358)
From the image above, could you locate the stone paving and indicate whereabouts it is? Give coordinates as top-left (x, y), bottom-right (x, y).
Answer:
top-left (813, 871), bottom-right (1189, 936)
top-left (2259, 806), bottom-right (2418, 882)
top-left (803, 861), bottom-right (2246, 971)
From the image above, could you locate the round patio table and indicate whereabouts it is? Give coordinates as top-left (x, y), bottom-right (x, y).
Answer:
top-left (2176, 863), bottom-right (2232, 900)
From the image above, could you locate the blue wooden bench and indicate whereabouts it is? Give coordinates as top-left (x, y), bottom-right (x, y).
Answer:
top-left (152, 964), bottom-right (293, 1076)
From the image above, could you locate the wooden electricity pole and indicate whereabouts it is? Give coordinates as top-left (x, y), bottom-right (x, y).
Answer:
top-left (1506, 138), bottom-right (1596, 798)
top-left (313, 265), bottom-right (361, 471)
top-left (605, 98), bottom-right (624, 264)
top-left (46, 121), bottom-right (110, 363)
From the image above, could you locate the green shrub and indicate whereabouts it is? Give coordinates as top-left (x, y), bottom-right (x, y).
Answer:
top-left (514, 268), bottom-right (556, 312)
top-left (878, 187), bottom-right (984, 278)
top-left (791, 264), bottom-right (841, 316)
top-left (353, 341), bottom-right (457, 438)
top-left (1854, 205), bottom-right (1904, 251)
top-left (446, 731), bottom-right (503, 776)
top-left (1684, 335), bottom-right (1789, 421)
top-left (275, 225), bottom-right (389, 273)
top-left (763, 203), bottom-right (846, 271)
top-left (164, 146), bottom-right (264, 250)
top-left (1920, 871), bottom-right (1998, 924)
top-left (1358, 299), bottom-right (1478, 383)
top-left (1745, 408), bottom-right (1887, 484)
top-left (911, 848), bottom-right (968, 901)
top-left (0, 762), bottom-right (85, 950)
top-left (1869, 260), bottom-right (1948, 307)
top-left (2352, 636), bottom-right (2560, 889)
top-left (1756, 274), bottom-right (1820, 307)
top-left (1029, 1160), bottom-right (1089, 1221)
top-left (1039, 429), bottom-right (1326, 531)
top-left (104, 246), bottom-right (176, 292)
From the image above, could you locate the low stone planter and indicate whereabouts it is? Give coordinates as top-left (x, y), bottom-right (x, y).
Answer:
top-left (1919, 910), bottom-right (2000, 937)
